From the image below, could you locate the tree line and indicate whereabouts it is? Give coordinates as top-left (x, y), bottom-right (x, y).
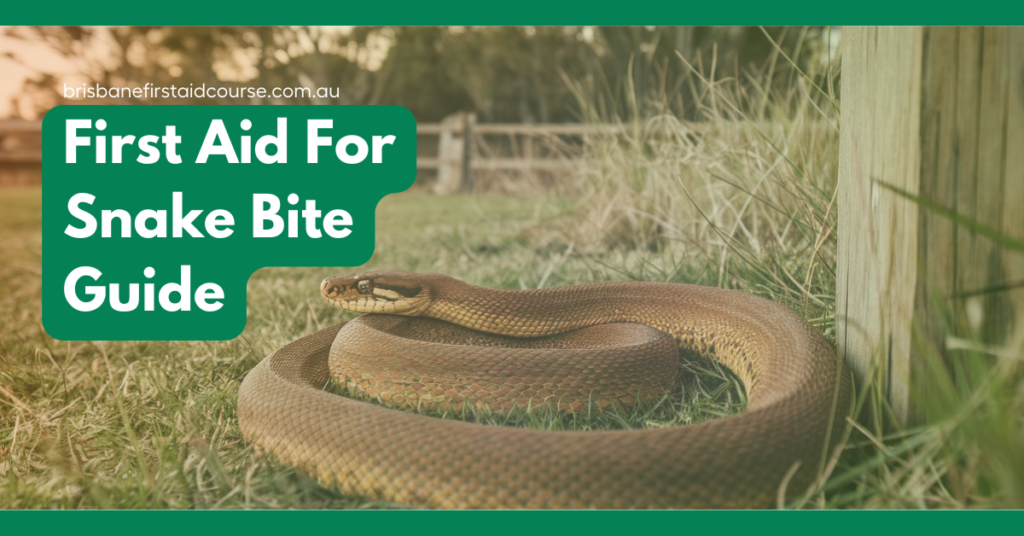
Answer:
top-left (8, 26), bottom-right (832, 123)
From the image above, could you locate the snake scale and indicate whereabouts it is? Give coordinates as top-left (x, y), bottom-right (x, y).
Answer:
top-left (238, 271), bottom-right (854, 508)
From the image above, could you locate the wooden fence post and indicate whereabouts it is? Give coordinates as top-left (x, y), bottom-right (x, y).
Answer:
top-left (433, 112), bottom-right (464, 195)
top-left (837, 27), bottom-right (1024, 424)
top-left (461, 113), bottom-right (476, 193)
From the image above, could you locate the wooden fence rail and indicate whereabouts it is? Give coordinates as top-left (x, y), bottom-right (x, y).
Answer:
top-left (416, 112), bottom-right (624, 194)
top-left (0, 120), bottom-right (42, 185)
top-left (0, 116), bottom-right (607, 189)
top-left (1, 115), bottom-right (805, 192)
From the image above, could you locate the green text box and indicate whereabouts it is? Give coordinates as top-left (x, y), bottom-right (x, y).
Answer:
top-left (42, 105), bottom-right (416, 340)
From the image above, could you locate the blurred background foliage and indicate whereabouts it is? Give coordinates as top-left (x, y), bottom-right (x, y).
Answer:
top-left (4, 26), bottom-right (836, 122)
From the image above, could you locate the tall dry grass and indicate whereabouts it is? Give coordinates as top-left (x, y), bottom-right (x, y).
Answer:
top-left (560, 35), bottom-right (839, 326)
top-left (555, 32), bottom-right (1024, 508)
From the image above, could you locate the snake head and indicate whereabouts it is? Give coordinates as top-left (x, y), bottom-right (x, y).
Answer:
top-left (320, 271), bottom-right (432, 315)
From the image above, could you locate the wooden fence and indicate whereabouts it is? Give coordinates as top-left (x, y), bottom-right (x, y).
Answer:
top-left (417, 112), bottom-right (623, 194)
top-left (0, 115), bottom-right (610, 190)
top-left (0, 119), bottom-right (42, 186)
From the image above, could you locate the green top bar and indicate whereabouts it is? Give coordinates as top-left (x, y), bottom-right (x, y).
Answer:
top-left (3, 0), bottom-right (1020, 25)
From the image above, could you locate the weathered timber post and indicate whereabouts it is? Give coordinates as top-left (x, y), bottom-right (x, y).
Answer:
top-left (433, 112), bottom-right (466, 195)
top-left (461, 113), bottom-right (476, 193)
top-left (837, 27), bottom-right (1024, 424)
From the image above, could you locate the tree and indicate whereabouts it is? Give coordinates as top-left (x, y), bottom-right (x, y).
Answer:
top-left (5, 26), bottom-right (830, 123)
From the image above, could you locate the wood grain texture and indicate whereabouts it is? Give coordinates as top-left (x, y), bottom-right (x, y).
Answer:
top-left (837, 27), bottom-right (923, 423)
top-left (838, 27), bottom-right (1024, 424)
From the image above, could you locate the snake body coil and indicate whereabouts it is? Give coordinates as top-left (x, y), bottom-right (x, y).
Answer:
top-left (238, 271), bottom-right (853, 508)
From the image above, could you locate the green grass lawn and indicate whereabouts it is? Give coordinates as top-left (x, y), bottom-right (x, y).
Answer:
top-left (0, 187), bottom-right (743, 508)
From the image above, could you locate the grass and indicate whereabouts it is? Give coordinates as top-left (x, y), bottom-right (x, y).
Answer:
top-left (552, 42), bottom-right (1024, 509)
top-left (0, 187), bottom-right (746, 509)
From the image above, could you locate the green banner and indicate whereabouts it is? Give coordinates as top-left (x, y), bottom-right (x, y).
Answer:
top-left (1, 511), bottom-right (1023, 534)
top-left (4, 1), bottom-right (1023, 25)
top-left (42, 105), bottom-right (416, 340)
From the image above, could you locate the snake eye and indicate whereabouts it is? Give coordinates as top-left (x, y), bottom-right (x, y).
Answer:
top-left (356, 279), bottom-right (373, 294)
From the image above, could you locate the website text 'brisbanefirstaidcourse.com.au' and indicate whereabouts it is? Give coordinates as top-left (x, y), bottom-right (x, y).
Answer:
top-left (64, 83), bottom-right (344, 100)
